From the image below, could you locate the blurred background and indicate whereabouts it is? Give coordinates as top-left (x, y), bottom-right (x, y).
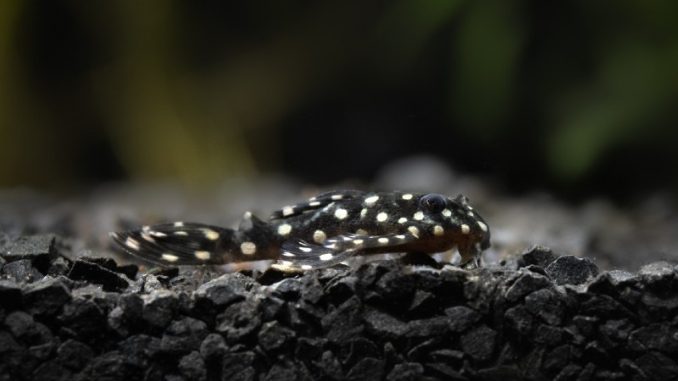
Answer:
top-left (1, 1), bottom-right (678, 269)
top-left (1, 0), bottom-right (678, 199)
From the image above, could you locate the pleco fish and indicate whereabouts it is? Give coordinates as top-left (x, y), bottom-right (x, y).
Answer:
top-left (110, 190), bottom-right (491, 270)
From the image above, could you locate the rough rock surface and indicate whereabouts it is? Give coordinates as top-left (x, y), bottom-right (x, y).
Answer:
top-left (1, 235), bottom-right (678, 381)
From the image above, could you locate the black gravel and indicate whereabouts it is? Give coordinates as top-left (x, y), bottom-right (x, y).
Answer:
top-left (2, 234), bottom-right (678, 380)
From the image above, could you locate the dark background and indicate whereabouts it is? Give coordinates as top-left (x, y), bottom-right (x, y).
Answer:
top-left (1, 1), bottom-right (678, 202)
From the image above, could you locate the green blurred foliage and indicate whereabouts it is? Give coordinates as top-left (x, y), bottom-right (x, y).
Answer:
top-left (0, 0), bottom-right (677, 195)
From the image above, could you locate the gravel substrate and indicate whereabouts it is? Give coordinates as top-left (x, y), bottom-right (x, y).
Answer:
top-left (2, 236), bottom-right (678, 381)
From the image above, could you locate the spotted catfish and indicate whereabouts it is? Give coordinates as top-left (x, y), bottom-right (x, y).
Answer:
top-left (110, 190), bottom-right (491, 270)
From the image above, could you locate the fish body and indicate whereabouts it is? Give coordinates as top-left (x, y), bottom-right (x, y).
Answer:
top-left (110, 190), bottom-right (490, 270)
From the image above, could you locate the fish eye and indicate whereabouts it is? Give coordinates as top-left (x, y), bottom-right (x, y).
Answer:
top-left (419, 193), bottom-right (447, 213)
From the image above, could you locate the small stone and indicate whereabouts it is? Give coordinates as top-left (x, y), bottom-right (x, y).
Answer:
top-left (460, 325), bottom-right (497, 362)
top-left (160, 316), bottom-right (209, 355)
top-left (534, 324), bottom-right (564, 347)
top-left (525, 288), bottom-right (566, 325)
top-left (386, 362), bottom-right (424, 381)
top-left (178, 351), bottom-right (206, 381)
top-left (628, 323), bottom-right (678, 353)
top-left (445, 305), bottom-right (481, 332)
top-left (340, 338), bottom-right (379, 367)
top-left (363, 308), bottom-right (408, 339)
top-left (638, 262), bottom-right (676, 290)
top-left (80, 350), bottom-right (135, 380)
top-left (4, 310), bottom-right (34, 339)
top-left (29, 342), bottom-right (55, 360)
top-left (2, 234), bottom-right (56, 271)
top-left (23, 277), bottom-right (72, 316)
top-left (0, 279), bottom-right (22, 309)
top-left (258, 320), bottom-right (295, 351)
top-left (195, 273), bottom-right (251, 308)
top-left (59, 298), bottom-right (107, 342)
top-left (619, 358), bottom-right (647, 380)
top-left (108, 293), bottom-right (143, 336)
top-left (273, 278), bottom-right (302, 301)
top-left (215, 299), bottom-right (261, 343)
top-left (142, 290), bottom-right (178, 328)
top-left (295, 337), bottom-right (327, 361)
top-left (47, 257), bottom-right (71, 277)
top-left (504, 271), bottom-right (551, 303)
top-left (221, 351), bottom-right (256, 380)
top-left (405, 316), bottom-right (450, 339)
top-left (67, 259), bottom-right (129, 292)
top-left (504, 305), bottom-right (534, 337)
top-left (346, 358), bottom-right (385, 381)
top-left (545, 256), bottom-right (599, 285)
top-left (321, 296), bottom-right (364, 342)
top-left (543, 344), bottom-right (571, 372)
top-left (1, 259), bottom-right (43, 283)
top-left (571, 315), bottom-right (598, 338)
top-left (324, 275), bottom-right (357, 306)
top-left (199, 333), bottom-right (227, 362)
top-left (579, 294), bottom-right (633, 319)
top-left (56, 339), bottom-right (93, 370)
top-left (635, 351), bottom-right (678, 380)
top-left (517, 245), bottom-right (557, 268)
top-left (262, 360), bottom-right (313, 381)
top-left (315, 351), bottom-right (343, 380)
top-left (554, 364), bottom-right (581, 381)
top-left (31, 361), bottom-right (72, 381)
top-left (117, 334), bottom-right (160, 368)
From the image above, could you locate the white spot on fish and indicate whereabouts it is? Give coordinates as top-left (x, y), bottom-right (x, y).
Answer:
top-left (300, 247), bottom-right (312, 253)
top-left (141, 232), bottom-right (155, 243)
top-left (408, 226), bottom-right (420, 238)
top-left (195, 251), bottom-right (211, 260)
top-left (162, 253), bottom-right (179, 262)
top-left (319, 253), bottom-right (333, 261)
top-left (442, 209), bottom-right (452, 217)
top-left (125, 237), bottom-right (140, 250)
top-left (360, 208), bottom-right (368, 218)
top-left (277, 224), bottom-right (292, 236)
top-left (240, 241), bottom-right (256, 255)
top-left (461, 224), bottom-right (470, 234)
top-left (413, 211), bottom-right (424, 221)
top-left (433, 225), bottom-right (444, 236)
top-left (355, 229), bottom-right (368, 236)
top-left (150, 231), bottom-right (167, 238)
top-left (378, 237), bottom-right (389, 244)
top-left (331, 194), bottom-right (343, 200)
top-left (282, 252), bottom-right (295, 257)
top-left (301, 265), bottom-right (313, 270)
top-left (376, 212), bottom-right (388, 223)
top-left (398, 217), bottom-right (408, 224)
top-left (402, 193), bottom-right (413, 200)
top-left (334, 208), bottom-right (348, 220)
top-left (282, 206), bottom-right (295, 217)
top-left (174, 221), bottom-right (184, 227)
top-left (353, 239), bottom-right (364, 245)
top-left (313, 230), bottom-right (327, 243)
top-left (478, 221), bottom-right (488, 232)
top-left (364, 195), bottom-right (379, 206)
top-left (202, 229), bottom-right (220, 241)
top-left (309, 201), bottom-right (321, 207)
top-left (174, 231), bottom-right (188, 236)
